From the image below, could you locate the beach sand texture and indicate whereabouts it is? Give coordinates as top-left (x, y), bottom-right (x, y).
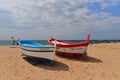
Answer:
top-left (0, 43), bottom-right (120, 80)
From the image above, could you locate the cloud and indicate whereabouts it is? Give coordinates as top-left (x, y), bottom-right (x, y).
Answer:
top-left (0, 0), bottom-right (120, 39)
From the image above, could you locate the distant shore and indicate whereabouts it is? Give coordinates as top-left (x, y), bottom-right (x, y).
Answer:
top-left (0, 39), bottom-right (120, 46)
top-left (0, 43), bottom-right (120, 80)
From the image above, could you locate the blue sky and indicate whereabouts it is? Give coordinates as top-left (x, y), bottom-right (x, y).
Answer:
top-left (0, 0), bottom-right (120, 40)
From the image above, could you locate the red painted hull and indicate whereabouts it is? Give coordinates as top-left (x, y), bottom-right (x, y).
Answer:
top-left (56, 51), bottom-right (87, 58)
top-left (48, 34), bottom-right (90, 58)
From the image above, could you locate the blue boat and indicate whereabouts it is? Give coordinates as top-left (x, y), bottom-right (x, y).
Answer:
top-left (18, 40), bottom-right (55, 65)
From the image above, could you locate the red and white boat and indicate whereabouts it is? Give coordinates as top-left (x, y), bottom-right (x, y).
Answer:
top-left (48, 34), bottom-right (90, 58)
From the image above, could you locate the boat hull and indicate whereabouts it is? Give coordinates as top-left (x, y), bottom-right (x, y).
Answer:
top-left (48, 34), bottom-right (90, 58)
top-left (19, 40), bottom-right (55, 65)
top-left (20, 46), bottom-right (55, 59)
top-left (55, 46), bottom-right (87, 58)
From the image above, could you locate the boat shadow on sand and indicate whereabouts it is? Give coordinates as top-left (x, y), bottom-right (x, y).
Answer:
top-left (23, 57), bottom-right (69, 71)
top-left (56, 55), bottom-right (103, 63)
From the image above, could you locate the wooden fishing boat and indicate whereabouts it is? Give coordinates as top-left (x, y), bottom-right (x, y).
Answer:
top-left (48, 34), bottom-right (90, 58)
top-left (18, 40), bottom-right (55, 65)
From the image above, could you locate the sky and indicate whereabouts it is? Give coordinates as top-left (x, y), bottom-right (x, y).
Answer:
top-left (0, 0), bottom-right (120, 40)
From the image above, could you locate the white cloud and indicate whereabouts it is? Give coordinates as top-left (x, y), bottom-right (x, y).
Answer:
top-left (0, 0), bottom-right (120, 39)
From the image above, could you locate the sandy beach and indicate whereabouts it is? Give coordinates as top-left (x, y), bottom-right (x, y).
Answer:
top-left (0, 43), bottom-right (120, 80)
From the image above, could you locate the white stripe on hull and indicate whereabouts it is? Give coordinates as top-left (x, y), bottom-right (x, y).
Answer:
top-left (56, 46), bottom-right (87, 54)
top-left (20, 46), bottom-right (55, 60)
top-left (21, 46), bottom-right (54, 51)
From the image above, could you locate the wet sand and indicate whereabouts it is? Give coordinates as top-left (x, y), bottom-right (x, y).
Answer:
top-left (0, 43), bottom-right (120, 80)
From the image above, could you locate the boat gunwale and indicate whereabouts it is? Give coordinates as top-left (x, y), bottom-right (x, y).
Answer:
top-left (48, 39), bottom-right (89, 48)
top-left (18, 40), bottom-right (54, 48)
top-left (19, 44), bottom-right (54, 48)
top-left (48, 34), bottom-right (90, 48)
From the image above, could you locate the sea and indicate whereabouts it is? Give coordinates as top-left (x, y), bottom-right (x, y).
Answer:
top-left (0, 40), bottom-right (120, 46)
